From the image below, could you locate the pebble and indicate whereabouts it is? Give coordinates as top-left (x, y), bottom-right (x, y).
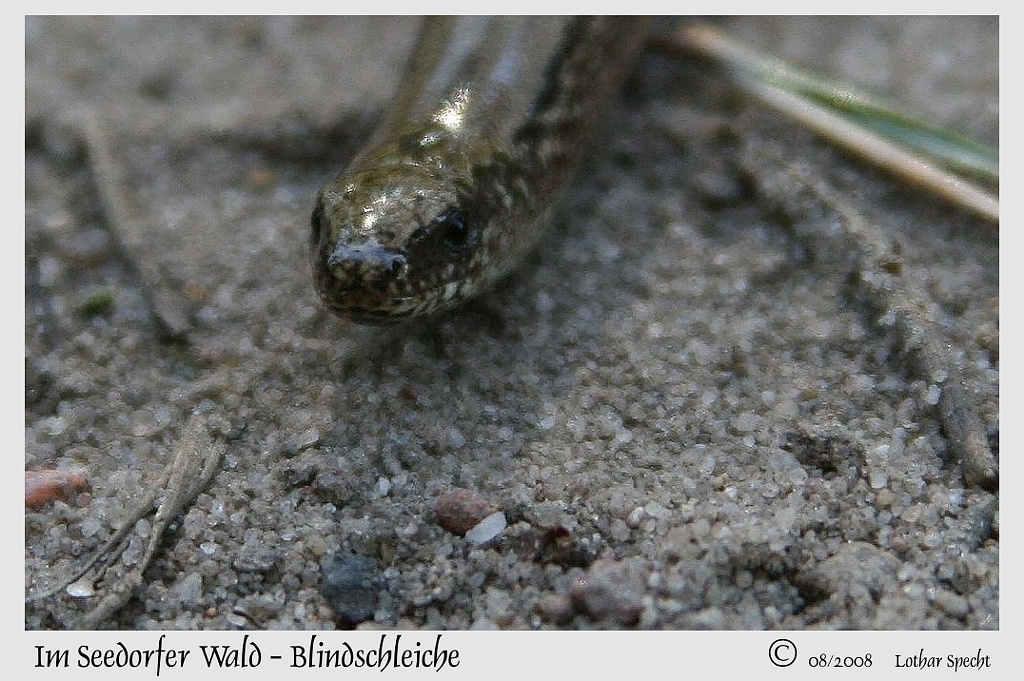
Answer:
top-left (320, 553), bottom-right (380, 628)
top-left (66, 578), bottom-right (95, 598)
top-left (570, 557), bottom-right (646, 625)
top-left (174, 572), bottom-right (203, 603)
top-left (536, 593), bottom-right (574, 624)
top-left (464, 511), bottom-right (507, 545)
top-left (232, 544), bottom-right (284, 574)
top-left (25, 469), bottom-right (90, 508)
top-left (435, 488), bottom-right (498, 536)
top-left (797, 541), bottom-right (901, 599)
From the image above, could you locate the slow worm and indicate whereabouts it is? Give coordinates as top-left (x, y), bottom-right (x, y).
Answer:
top-left (311, 17), bottom-right (649, 323)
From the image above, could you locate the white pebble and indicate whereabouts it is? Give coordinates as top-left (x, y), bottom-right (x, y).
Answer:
top-left (66, 578), bottom-right (95, 598)
top-left (465, 512), bottom-right (507, 545)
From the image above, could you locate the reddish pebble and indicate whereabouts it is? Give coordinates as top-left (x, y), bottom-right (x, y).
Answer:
top-left (435, 488), bottom-right (497, 536)
top-left (25, 469), bottom-right (90, 508)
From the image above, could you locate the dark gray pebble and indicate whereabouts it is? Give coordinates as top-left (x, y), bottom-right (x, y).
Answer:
top-left (320, 553), bottom-right (381, 628)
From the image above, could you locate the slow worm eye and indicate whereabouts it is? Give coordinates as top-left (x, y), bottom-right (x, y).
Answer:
top-left (310, 203), bottom-right (325, 247)
top-left (436, 209), bottom-right (475, 251)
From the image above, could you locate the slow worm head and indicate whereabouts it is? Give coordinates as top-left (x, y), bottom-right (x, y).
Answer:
top-left (311, 17), bottom-right (648, 323)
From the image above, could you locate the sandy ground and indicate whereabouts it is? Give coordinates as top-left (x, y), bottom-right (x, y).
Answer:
top-left (25, 17), bottom-right (997, 630)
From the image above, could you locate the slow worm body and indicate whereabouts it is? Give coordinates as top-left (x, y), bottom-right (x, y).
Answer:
top-left (311, 17), bottom-right (649, 322)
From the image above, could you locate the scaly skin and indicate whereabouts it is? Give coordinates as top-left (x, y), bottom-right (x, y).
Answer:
top-left (311, 17), bottom-right (649, 323)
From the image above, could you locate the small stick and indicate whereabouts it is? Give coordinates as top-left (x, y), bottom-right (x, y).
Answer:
top-left (81, 112), bottom-right (195, 339)
top-left (737, 143), bottom-right (997, 490)
top-left (662, 23), bottom-right (998, 224)
top-left (27, 414), bottom-right (225, 628)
